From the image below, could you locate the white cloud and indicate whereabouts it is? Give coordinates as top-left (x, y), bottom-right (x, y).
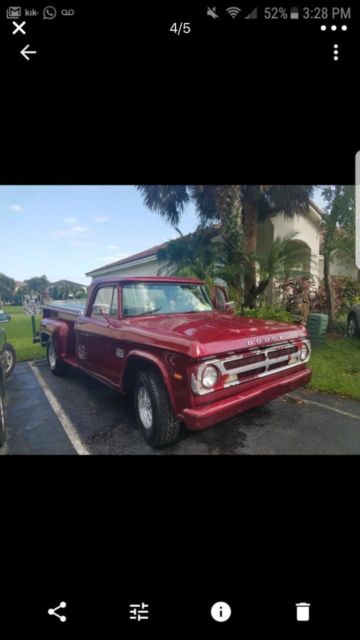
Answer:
top-left (72, 225), bottom-right (87, 233)
top-left (64, 216), bottom-right (78, 224)
top-left (50, 230), bottom-right (75, 238)
top-left (107, 244), bottom-right (120, 250)
top-left (94, 216), bottom-right (110, 223)
top-left (9, 204), bottom-right (25, 212)
top-left (50, 224), bottom-right (89, 239)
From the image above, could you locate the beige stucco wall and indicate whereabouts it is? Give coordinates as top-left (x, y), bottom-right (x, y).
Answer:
top-left (270, 210), bottom-right (321, 287)
top-left (318, 252), bottom-right (359, 281)
top-left (90, 258), bottom-right (167, 280)
top-left (329, 251), bottom-right (359, 280)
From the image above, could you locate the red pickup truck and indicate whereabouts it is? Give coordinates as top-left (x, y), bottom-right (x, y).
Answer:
top-left (40, 276), bottom-right (312, 447)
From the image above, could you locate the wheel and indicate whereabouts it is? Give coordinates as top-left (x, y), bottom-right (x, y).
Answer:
top-left (347, 314), bottom-right (359, 338)
top-left (0, 393), bottom-right (6, 448)
top-left (134, 368), bottom-right (181, 448)
top-left (47, 338), bottom-right (68, 376)
top-left (4, 343), bottom-right (16, 378)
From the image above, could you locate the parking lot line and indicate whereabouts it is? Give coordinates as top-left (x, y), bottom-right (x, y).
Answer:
top-left (287, 394), bottom-right (360, 422)
top-left (28, 362), bottom-right (91, 455)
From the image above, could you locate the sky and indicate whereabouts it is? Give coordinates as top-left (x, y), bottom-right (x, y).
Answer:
top-left (0, 186), bottom-right (198, 285)
top-left (1, 185), bottom-right (325, 285)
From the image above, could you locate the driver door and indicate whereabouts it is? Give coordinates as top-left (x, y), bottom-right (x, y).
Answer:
top-left (75, 285), bottom-right (122, 384)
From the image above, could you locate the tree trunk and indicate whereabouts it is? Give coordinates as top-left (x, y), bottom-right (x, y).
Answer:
top-left (324, 251), bottom-right (336, 331)
top-left (219, 186), bottom-right (244, 307)
top-left (243, 202), bottom-right (258, 307)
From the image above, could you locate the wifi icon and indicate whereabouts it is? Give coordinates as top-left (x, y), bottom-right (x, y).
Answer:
top-left (226, 6), bottom-right (241, 18)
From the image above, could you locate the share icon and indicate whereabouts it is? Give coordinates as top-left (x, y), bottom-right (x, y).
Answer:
top-left (48, 601), bottom-right (67, 622)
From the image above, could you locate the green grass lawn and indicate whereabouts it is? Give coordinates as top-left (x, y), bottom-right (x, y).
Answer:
top-left (2, 305), bottom-right (45, 362)
top-left (308, 336), bottom-right (360, 400)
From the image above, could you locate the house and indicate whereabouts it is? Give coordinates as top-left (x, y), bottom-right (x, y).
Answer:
top-left (257, 200), bottom-right (323, 290)
top-left (319, 249), bottom-right (359, 282)
top-left (86, 200), bottom-right (359, 287)
top-left (86, 243), bottom-right (170, 280)
top-left (48, 279), bottom-right (88, 299)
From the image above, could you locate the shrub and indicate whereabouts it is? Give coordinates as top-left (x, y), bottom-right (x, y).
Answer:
top-left (333, 313), bottom-right (348, 335)
top-left (337, 277), bottom-right (360, 310)
top-left (311, 276), bottom-right (360, 315)
top-left (351, 295), bottom-right (360, 307)
top-left (240, 306), bottom-right (294, 323)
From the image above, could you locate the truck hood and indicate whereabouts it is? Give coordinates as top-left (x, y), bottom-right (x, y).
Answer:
top-left (123, 312), bottom-right (308, 359)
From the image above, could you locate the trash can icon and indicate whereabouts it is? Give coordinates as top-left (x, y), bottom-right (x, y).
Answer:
top-left (296, 602), bottom-right (310, 621)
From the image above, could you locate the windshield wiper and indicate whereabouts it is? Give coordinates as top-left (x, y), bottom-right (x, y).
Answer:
top-left (180, 309), bottom-right (209, 314)
top-left (139, 306), bottom-right (163, 316)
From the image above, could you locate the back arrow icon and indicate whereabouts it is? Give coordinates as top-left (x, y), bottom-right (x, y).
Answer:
top-left (20, 44), bottom-right (37, 60)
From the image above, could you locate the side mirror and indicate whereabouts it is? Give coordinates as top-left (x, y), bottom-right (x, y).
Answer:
top-left (224, 301), bottom-right (235, 312)
top-left (100, 307), bottom-right (110, 320)
top-left (99, 307), bottom-right (116, 326)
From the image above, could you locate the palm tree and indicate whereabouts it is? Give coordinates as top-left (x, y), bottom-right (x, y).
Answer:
top-left (254, 232), bottom-right (316, 304)
top-left (157, 226), bottom-right (220, 279)
top-left (136, 185), bottom-right (314, 306)
top-left (239, 185), bottom-right (314, 304)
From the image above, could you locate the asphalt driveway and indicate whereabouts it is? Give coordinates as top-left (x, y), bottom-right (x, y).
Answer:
top-left (2, 360), bottom-right (360, 455)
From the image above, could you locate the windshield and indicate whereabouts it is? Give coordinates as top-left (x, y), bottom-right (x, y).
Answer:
top-left (122, 283), bottom-right (213, 317)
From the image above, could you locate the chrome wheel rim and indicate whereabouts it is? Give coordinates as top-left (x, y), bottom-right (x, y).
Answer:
top-left (4, 349), bottom-right (13, 375)
top-left (48, 342), bottom-right (56, 368)
top-left (348, 318), bottom-right (357, 337)
top-left (137, 386), bottom-right (153, 430)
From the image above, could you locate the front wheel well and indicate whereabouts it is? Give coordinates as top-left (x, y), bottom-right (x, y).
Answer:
top-left (122, 357), bottom-right (164, 394)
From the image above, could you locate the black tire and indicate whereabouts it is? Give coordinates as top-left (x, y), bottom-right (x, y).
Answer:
top-left (134, 368), bottom-right (181, 448)
top-left (347, 314), bottom-right (359, 338)
top-left (4, 343), bottom-right (16, 378)
top-left (47, 338), bottom-right (68, 376)
top-left (0, 392), bottom-right (6, 448)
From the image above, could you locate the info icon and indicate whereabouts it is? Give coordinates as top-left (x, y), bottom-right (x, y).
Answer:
top-left (210, 601), bottom-right (232, 622)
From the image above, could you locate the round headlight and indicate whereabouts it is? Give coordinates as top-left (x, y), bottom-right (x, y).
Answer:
top-left (300, 343), bottom-right (309, 361)
top-left (202, 365), bottom-right (219, 389)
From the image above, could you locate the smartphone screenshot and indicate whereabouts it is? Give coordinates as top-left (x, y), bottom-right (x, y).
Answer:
top-left (0, 2), bottom-right (359, 638)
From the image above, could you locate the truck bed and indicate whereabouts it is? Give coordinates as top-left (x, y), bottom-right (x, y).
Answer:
top-left (42, 300), bottom-right (86, 321)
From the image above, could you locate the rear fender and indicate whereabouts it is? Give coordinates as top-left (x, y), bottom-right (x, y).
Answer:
top-left (40, 318), bottom-right (74, 358)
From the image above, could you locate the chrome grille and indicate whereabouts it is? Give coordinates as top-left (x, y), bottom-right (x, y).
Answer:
top-left (224, 352), bottom-right (266, 370)
top-left (220, 342), bottom-right (299, 378)
top-left (267, 345), bottom-right (297, 359)
top-left (192, 340), bottom-right (311, 395)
